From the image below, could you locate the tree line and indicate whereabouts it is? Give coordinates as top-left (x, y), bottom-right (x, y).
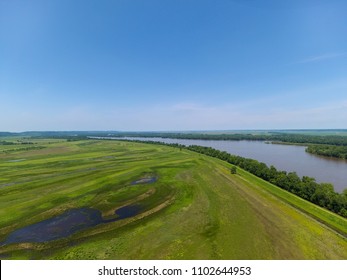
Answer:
top-left (107, 132), bottom-right (347, 160)
top-left (306, 145), bottom-right (347, 159)
top-left (108, 132), bottom-right (347, 146)
top-left (186, 145), bottom-right (347, 218)
top-left (114, 138), bottom-right (347, 218)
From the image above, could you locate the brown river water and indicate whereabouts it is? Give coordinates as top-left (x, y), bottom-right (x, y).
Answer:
top-left (111, 137), bottom-right (347, 193)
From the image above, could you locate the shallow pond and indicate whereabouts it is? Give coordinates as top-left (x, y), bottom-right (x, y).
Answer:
top-left (131, 177), bottom-right (157, 185)
top-left (2, 204), bottom-right (142, 245)
top-left (3, 208), bottom-right (102, 244)
top-left (114, 205), bottom-right (142, 220)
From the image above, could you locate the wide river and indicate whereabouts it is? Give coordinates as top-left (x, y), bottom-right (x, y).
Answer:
top-left (107, 137), bottom-right (347, 193)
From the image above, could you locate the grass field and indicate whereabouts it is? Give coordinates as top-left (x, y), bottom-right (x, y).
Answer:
top-left (0, 139), bottom-right (346, 259)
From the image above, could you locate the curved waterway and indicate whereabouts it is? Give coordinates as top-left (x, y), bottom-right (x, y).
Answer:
top-left (110, 137), bottom-right (347, 193)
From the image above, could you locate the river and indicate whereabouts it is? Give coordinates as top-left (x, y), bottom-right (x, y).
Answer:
top-left (105, 137), bottom-right (347, 193)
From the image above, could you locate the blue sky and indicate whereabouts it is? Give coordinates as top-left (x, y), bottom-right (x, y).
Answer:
top-left (1, 0), bottom-right (347, 131)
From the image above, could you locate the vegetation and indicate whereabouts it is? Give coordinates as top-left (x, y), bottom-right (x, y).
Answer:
top-left (103, 131), bottom-right (347, 160)
top-left (185, 145), bottom-right (347, 218)
top-left (0, 139), bottom-right (346, 260)
top-left (3, 129), bottom-right (347, 160)
top-left (2, 130), bottom-right (347, 145)
top-left (107, 131), bottom-right (347, 146)
top-left (114, 139), bottom-right (347, 219)
top-left (306, 145), bottom-right (347, 159)
top-left (230, 166), bottom-right (237, 174)
top-left (0, 141), bottom-right (16, 145)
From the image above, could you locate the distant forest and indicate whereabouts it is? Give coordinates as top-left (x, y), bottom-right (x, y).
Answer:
top-left (109, 131), bottom-right (347, 145)
top-left (108, 132), bottom-right (347, 160)
top-left (2, 130), bottom-right (347, 159)
top-left (306, 145), bottom-right (347, 159)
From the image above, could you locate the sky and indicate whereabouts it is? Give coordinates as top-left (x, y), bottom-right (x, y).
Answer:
top-left (1, 0), bottom-right (347, 132)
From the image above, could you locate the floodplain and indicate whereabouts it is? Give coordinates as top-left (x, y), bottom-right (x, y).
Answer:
top-left (0, 139), bottom-right (346, 259)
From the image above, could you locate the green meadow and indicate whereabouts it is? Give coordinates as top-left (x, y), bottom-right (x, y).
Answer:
top-left (0, 139), bottom-right (346, 259)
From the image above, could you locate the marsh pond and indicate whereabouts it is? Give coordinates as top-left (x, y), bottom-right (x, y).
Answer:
top-left (1, 177), bottom-right (156, 245)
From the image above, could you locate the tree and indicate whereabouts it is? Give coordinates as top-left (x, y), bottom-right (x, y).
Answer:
top-left (230, 166), bottom-right (237, 174)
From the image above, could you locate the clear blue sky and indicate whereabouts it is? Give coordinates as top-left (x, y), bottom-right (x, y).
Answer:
top-left (1, 0), bottom-right (347, 131)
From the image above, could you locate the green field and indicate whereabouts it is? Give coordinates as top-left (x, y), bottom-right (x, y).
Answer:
top-left (0, 139), bottom-right (346, 259)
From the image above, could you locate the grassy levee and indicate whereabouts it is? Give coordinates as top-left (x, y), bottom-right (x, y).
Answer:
top-left (0, 139), bottom-right (346, 259)
top-left (235, 168), bottom-right (347, 237)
